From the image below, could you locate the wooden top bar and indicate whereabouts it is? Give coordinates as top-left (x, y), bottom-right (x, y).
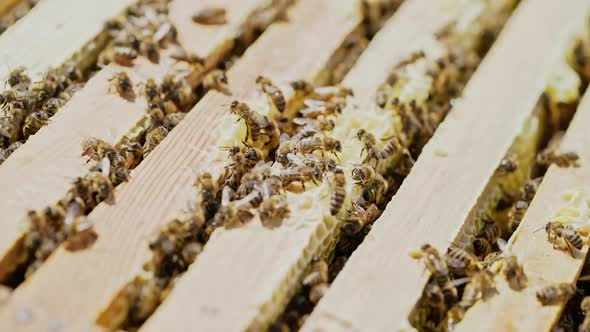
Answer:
top-left (454, 88), bottom-right (590, 332)
top-left (301, 1), bottom-right (590, 331)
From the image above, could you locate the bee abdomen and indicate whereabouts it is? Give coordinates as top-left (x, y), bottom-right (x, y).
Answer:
top-left (330, 188), bottom-right (346, 216)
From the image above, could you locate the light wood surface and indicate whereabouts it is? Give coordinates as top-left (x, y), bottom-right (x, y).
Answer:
top-left (454, 88), bottom-right (590, 332)
top-left (0, 0), bottom-right (134, 81)
top-left (300, 1), bottom-right (590, 331)
top-left (141, 1), bottom-right (464, 330)
top-left (0, 0), bottom-right (362, 330)
top-left (0, 0), bottom-right (274, 280)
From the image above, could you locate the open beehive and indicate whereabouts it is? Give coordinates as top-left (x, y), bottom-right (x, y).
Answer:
top-left (0, 0), bottom-right (590, 331)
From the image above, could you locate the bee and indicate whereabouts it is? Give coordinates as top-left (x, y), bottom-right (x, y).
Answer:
top-left (110, 167), bottom-right (129, 186)
top-left (342, 203), bottom-right (380, 235)
top-left (256, 76), bottom-right (286, 113)
top-left (329, 167), bottom-right (346, 216)
top-left (160, 74), bottom-right (178, 96)
top-left (81, 138), bottom-right (116, 162)
top-left (168, 81), bottom-right (195, 110)
top-left (536, 283), bottom-right (576, 305)
top-left (522, 177), bottom-right (542, 201)
top-left (229, 100), bottom-right (273, 144)
top-left (543, 221), bottom-right (584, 257)
top-left (259, 195), bottom-right (290, 227)
top-left (294, 135), bottom-right (341, 158)
top-left (498, 156), bottom-right (518, 174)
top-left (195, 172), bottom-right (219, 218)
top-left (64, 217), bottom-right (98, 252)
top-left (162, 112), bottom-right (186, 130)
top-left (142, 78), bottom-right (160, 102)
top-left (375, 82), bottom-right (393, 108)
top-left (99, 46), bottom-right (138, 67)
top-left (140, 38), bottom-right (160, 63)
top-left (22, 111), bottom-right (50, 139)
top-left (476, 217), bottom-right (500, 244)
top-left (6, 66), bottom-right (31, 88)
top-left (309, 283), bottom-right (329, 304)
top-left (290, 80), bottom-right (314, 95)
top-left (85, 172), bottom-right (114, 207)
top-left (445, 246), bottom-right (479, 276)
top-left (410, 244), bottom-right (449, 278)
top-left (302, 257), bottom-right (329, 287)
top-left (580, 297), bottom-right (590, 332)
top-left (41, 97), bottom-right (64, 116)
top-left (379, 134), bottom-right (405, 160)
top-left (109, 72), bottom-right (134, 99)
top-left (356, 129), bottom-right (380, 165)
top-left (0, 140), bottom-right (23, 163)
top-left (508, 200), bottom-right (528, 233)
top-left (192, 7), bottom-right (227, 25)
top-left (213, 196), bottom-right (254, 229)
top-left (503, 255), bottom-right (527, 291)
top-left (458, 270), bottom-right (496, 309)
top-left (356, 176), bottom-right (388, 207)
top-left (202, 69), bottom-right (229, 94)
top-left (118, 141), bottom-right (143, 169)
top-left (537, 150), bottom-right (580, 168)
top-left (299, 99), bottom-right (343, 118)
top-left (472, 238), bottom-right (492, 257)
top-left (143, 125), bottom-right (168, 158)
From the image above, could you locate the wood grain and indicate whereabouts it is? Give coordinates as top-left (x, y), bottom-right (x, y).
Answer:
top-left (300, 1), bottom-right (590, 331)
top-left (141, 0), bottom-right (464, 330)
top-left (0, 0), bottom-right (362, 330)
top-left (454, 87), bottom-right (590, 332)
top-left (0, 0), bottom-right (275, 279)
top-left (0, 0), bottom-right (134, 81)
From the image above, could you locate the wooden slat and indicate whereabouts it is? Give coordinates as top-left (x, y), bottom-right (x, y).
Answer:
top-left (300, 1), bottom-right (590, 331)
top-left (0, 0), bottom-right (134, 80)
top-left (454, 89), bottom-right (590, 332)
top-left (0, 0), bottom-right (275, 280)
top-left (141, 1), bottom-right (464, 331)
top-left (0, 0), bottom-right (362, 330)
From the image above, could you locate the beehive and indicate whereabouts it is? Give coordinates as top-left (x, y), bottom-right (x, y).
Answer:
top-left (0, 1), bottom-right (589, 332)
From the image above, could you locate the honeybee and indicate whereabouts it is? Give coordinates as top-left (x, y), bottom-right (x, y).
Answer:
top-left (195, 172), bottom-right (219, 218)
top-left (192, 7), bottom-right (227, 25)
top-left (99, 46), bottom-right (138, 67)
top-left (0, 140), bottom-right (23, 163)
top-left (160, 74), bottom-right (178, 96)
top-left (329, 167), bottom-right (346, 216)
top-left (299, 100), bottom-right (343, 118)
top-left (140, 38), bottom-right (160, 63)
top-left (85, 171), bottom-right (114, 207)
top-left (41, 97), bottom-right (64, 116)
top-left (118, 141), bottom-right (142, 169)
top-left (22, 110), bottom-right (50, 139)
top-left (169, 45), bottom-right (205, 65)
top-left (64, 217), bottom-right (98, 252)
top-left (229, 100), bottom-right (277, 146)
top-left (302, 257), bottom-right (329, 287)
top-left (379, 134), bottom-right (405, 160)
top-left (472, 238), bottom-right (492, 257)
top-left (294, 134), bottom-right (341, 158)
top-left (508, 200), bottom-right (528, 233)
top-left (202, 69), bottom-right (229, 94)
top-left (356, 176), bottom-right (388, 207)
top-left (213, 196), bottom-right (254, 228)
top-left (522, 177), bottom-right (542, 201)
top-left (445, 246), bottom-right (480, 276)
top-left (6, 66), bottom-right (31, 88)
top-left (256, 76), bottom-right (286, 113)
top-left (536, 282), bottom-right (576, 305)
top-left (497, 156), bottom-right (518, 174)
top-left (356, 129), bottom-right (380, 165)
top-left (290, 80), bottom-right (314, 95)
top-left (81, 138), bottom-right (116, 162)
top-left (110, 167), bottom-right (130, 186)
top-left (162, 112), bottom-right (186, 130)
top-left (143, 125), bottom-right (168, 158)
top-left (142, 78), bottom-right (160, 102)
top-left (309, 283), bottom-right (329, 304)
top-left (537, 150), bottom-right (580, 168)
top-left (375, 82), bottom-right (393, 108)
top-left (503, 255), bottom-right (527, 291)
top-left (109, 72), bottom-right (134, 99)
top-left (543, 221), bottom-right (584, 257)
top-left (169, 83), bottom-right (194, 110)
top-left (259, 195), bottom-right (290, 227)
top-left (410, 244), bottom-right (449, 278)
top-left (458, 270), bottom-right (496, 309)
top-left (342, 203), bottom-right (380, 235)
top-left (580, 297), bottom-right (590, 332)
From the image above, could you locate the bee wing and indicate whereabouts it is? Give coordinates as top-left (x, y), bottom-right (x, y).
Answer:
top-left (100, 157), bottom-right (111, 177)
top-left (445, 256), bottom-right (467, 270)
top-left (451, 277), bottom-right (471, 287)
top-left (279, 133), bottom-right (290, 144)
top-left (561, 227), bottom-right (579, 237)
top-left (292, 117), bottom-right (309, 126)
top-left (286, 153), bottom-right (305, 167)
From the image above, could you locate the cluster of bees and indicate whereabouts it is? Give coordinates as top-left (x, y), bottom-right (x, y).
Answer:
top-left (410, 28), bottom-right (590, 332)
top-left (0, 0), bottom-right (40, 34)
top-left (0, 64), bottom-right (86, 165)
